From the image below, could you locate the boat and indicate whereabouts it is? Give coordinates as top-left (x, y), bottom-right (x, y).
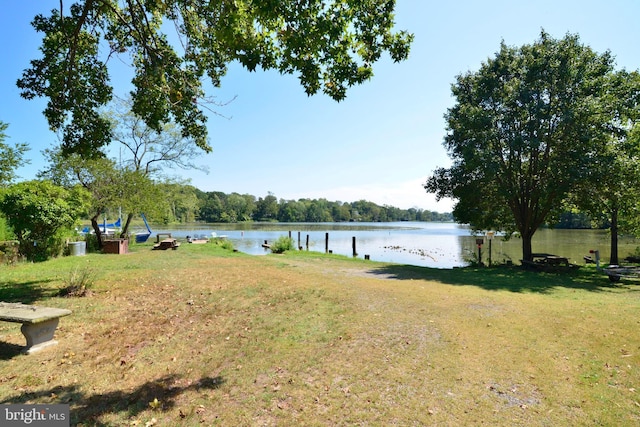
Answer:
top-left (134, 213), bottom-right (153, 243)
top-left (81, 218), bottom-right (121, 235)
top-left (187, 235), bottom-right (209, 244)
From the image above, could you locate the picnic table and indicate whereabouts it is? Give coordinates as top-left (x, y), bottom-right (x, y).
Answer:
top-left (521, 253), bottom-right (572, 270)
top-left (153, 238), bottom-right (181, 250)
top-left (531, 253), bottom-right (570, 266)
top-left (155, 233), bottom-right (172, 243)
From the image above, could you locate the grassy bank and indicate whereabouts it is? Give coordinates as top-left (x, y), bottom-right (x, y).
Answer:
top-left (1, 243), bottom-right (639, 426)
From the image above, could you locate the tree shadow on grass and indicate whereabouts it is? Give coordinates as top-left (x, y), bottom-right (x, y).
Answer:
top-left (1, 374), bottom-right (225, 425)
top-left (364, 263), bottom-right (622, 293)
top-left (0, 279), bottom-right (57, 304)
top-left (0, 341), bottom-right (24, 359)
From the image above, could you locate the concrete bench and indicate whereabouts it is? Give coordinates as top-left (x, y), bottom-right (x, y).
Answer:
top-left (0, 302), bottom-right (72, 354)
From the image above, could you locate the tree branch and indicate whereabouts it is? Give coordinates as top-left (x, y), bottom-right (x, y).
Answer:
top-left (56, 0), bottom-right (95, 106)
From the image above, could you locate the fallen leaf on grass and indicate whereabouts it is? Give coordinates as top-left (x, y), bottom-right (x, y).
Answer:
top-left (149, 398), bottom-right (160, 409)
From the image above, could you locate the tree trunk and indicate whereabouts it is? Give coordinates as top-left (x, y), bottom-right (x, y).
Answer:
top-left (521, 231), bottom-right (534, 262)
top-left (91, 213), bottom-right (104, 250)
top-left (610, 208), bottom-right (619, 265)
top-left (120, 212), bottom-right (134, 238)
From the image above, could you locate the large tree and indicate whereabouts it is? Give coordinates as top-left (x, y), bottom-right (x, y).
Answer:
top-left (425, 32), bottom-right (617, 262)
top-left (106, 98), bottom-right (208, 235)
top-left (567, 71), bottom-right (640, 265)
top-left (108, 98), bottom-right (208, 176)
top-left (39, 149), bottom-right (161, 248)
top-left (17, 0), bottom-right (413, 157)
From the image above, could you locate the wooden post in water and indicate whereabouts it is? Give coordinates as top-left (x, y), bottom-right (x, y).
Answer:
top-left (352, 236), bottom-right (357, 257)
top-left (288, 230), bottom-right (292, 239)
top-left (298, 231), bottom-right (301, 250)
top-left (306, 234), bottom-right (310, 250)
top-left (325, 232), bottom-right (329, 253)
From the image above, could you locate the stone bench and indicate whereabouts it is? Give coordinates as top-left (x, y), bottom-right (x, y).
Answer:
top-left (0, 302), bottom-right (72, 354)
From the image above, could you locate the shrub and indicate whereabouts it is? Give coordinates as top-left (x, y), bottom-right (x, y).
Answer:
top-left (218, 238), bottom-right (235, 251)
top-left (210, 237), bottom-right (234, 251)
top-left (270, 236), bottom-right (295, 254)
top-left (0, 180), bottom-right (88, 261)
top-left (0, 214), bottom-right (14, 241)
top-left (0, 240), bottom-right (20, 264)
top-left (60, 265), bottom-right (96, 297)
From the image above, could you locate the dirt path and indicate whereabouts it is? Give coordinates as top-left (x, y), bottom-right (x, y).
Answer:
top-left (275, 255), bottom-right (401, 281)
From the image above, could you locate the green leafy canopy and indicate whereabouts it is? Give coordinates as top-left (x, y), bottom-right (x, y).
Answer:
top-left (0, 180), bottom-right (89, 261)
top-left (0, 121), bottom-right (30, 186)
top-left (17, 0), bottom-right (413, 157)
top-left (425, 31), bottom-right (621, 260)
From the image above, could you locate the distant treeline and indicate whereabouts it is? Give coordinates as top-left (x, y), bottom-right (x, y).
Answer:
top-left (143, 185), bottom-right (612, 228)
top-left (551, 211), bottom-right (610, 230)
top-left (193, 190), bottom-right (453, 223)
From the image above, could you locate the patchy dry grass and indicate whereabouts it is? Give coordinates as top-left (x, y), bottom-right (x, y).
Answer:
top-left (1, 243), bottom-right (639, 426)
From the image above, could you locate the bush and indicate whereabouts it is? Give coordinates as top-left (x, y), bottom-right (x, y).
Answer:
top-left (211, 237), bottom-right (234, 251)
top-left (60, 265), bottom-right (95, 297)
top-left (0, 214), bottom-right (14, 241)
top-left (0, 240), bottom-right (20, 264)
top-left (0, 180), bottom-right (88, 261)
top-left (270, 236), bottom-right (295, 254)
top-left (85, 234), bottom-right (102, 253)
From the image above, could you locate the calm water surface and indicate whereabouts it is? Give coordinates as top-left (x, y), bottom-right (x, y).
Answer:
top-left (153, 222), bottom-right (640, 269)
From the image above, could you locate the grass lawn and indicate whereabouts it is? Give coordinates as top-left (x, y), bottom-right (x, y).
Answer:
top-left (1, 242), bottom-right (639, 426)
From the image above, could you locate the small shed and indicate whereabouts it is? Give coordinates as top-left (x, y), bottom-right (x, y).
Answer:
top-left (103, 238), bottom-right (129, 254)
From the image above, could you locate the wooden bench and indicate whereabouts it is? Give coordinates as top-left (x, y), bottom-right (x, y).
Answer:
top-left (0, 302), bottom-right (72, 354)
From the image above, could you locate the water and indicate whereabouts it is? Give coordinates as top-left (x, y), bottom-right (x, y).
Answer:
top-left (152, 222), bottom-right (640, 269)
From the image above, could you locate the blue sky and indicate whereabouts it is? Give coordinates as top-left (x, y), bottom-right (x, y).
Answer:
top-left (1, 1), bottom-right (639, 213)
